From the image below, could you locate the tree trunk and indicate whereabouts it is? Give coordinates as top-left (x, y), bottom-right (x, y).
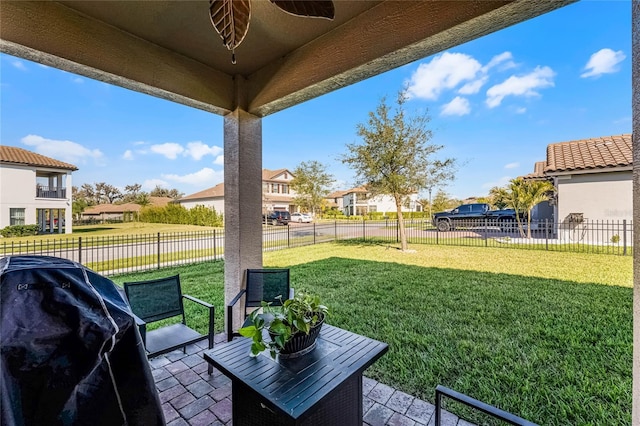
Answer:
top-left (396, 198), bottom-right (408, 251)
top-left (527, 212), bottom-right (532, 239)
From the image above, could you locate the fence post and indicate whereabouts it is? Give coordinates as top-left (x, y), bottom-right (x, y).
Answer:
top-left (545, 219), bottom-right (549, 251)
top-left (157, 232), bottom-right (161, 269)
top-left (363, 218), bottom-right (366, 241)
top-left (623, 220), bottom-right (627, 256)
top-left (313, 222), bottom-right (316, 245)
top-left (213, 229), bottom-right (217, 260)
top-left (78, 237), bottom-right (82, 264)
top-left (335, 220), bottom-right (337, 241)
top-left (396, 219), bottom-right (399, 243)
top-left (484, 218), bottom-right (488, 247)
top-left (288, 225), bottom-right (290, 248)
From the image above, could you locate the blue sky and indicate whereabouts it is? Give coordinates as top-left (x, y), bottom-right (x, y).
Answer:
top-left (0, 1), bottom-right (631, 200)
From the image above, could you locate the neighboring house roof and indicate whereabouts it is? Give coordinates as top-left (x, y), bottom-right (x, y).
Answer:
top-left (343, 187), bottom-right (368, 194)
top-left (263, 168), bottom-right (292, 182)
top-left (264, 195), bottom-right (294, 203)
top-left (0, 145), bottom-right (78, 171)
top-left (178, 183), bottom-right (224, 201)
top-left (545, 134), bottom-right (632, 174)
top-left (326, 190), bottom-right (347, 199)
top-left (83, 196), bottom-right (173, 215)
top-left (522, 161), bottom-right (549, 180)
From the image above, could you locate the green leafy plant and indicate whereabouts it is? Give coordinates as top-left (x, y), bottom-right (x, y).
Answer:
top-left (611, 234), bottom-right (621, 244)
top-left (239, 291), bottom-right (328, 358)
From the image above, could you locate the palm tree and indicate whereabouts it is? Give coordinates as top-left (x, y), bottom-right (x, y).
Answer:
top-left (505, 178), bottom-right (555, 238)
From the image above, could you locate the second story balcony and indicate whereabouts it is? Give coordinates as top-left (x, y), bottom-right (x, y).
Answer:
top-left (36, 186), bottom-right (67, 199)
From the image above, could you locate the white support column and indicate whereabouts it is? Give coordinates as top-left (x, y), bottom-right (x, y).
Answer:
top-left (632, 1), bottom-right (639, 423)
top-left (224, 107), bottom-right (263, 336)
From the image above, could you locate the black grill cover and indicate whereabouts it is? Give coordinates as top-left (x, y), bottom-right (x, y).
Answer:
top-left (0, 256), bottom-right (164, 426)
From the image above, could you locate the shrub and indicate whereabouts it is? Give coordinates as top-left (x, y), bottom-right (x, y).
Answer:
top-left (0, 224), bottom-right (40, 237)
top-left (611, 234), bottom-right (621, 244)
top-left (139, 204), bottom-right (223, 227)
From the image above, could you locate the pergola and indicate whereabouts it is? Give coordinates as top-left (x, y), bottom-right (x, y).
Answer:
top-left (2, 0), bottom-right (638, 420)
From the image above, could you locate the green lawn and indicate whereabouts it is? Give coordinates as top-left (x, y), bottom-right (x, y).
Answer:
top-left (112, 242), bottom-right (632, 425)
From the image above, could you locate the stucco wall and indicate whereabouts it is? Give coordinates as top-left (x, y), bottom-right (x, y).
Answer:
top-left (0, 164), bottom-right (73, 232)
top-left (556, 170), bottom-right (632, 222)
top-left (178, 199), bottom-right (225, 214)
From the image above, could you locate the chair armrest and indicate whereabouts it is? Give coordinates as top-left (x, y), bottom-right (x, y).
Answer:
top-left (227, 289), bottom-right (246, 342)
top-left (131, 312), bottom-right (147, 346)
top-left (183, 294), bottom-right (215, 349)
top-left (183, 294), bottom-right (213, 308)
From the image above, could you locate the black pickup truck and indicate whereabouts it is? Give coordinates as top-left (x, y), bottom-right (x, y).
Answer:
top-left (432, 203), bottom-right (517, 232)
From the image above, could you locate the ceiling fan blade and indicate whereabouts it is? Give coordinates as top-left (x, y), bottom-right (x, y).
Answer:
top-left (209, 0), bottom-right (252, 51)
top-left (270, 1), bottom-right (335, 20)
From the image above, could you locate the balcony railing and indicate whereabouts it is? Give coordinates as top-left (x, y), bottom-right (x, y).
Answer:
top-left (36, 186), bottom-right (67, 199)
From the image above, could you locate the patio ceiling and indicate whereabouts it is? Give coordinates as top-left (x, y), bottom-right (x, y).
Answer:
top-left (1, 1), bottom-right (574, 117)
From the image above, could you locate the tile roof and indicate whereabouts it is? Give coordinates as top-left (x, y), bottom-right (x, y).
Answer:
top-left (0, 145), bottom-right (78, 171)
top-left (83, 197), bottom-right (173, 214)
top-left (326, 190), bottom-right (347, 199)
top-left (262, 168), bottom-right (293, 181)
top-left (179, 183), bottom-right (224, 201)
top-left (545, 134), bottom-right (632, 173)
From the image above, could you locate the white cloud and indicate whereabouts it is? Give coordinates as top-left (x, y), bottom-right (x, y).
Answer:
top-left (21, 134), bottom-right (104, 165)
top-left (185, 141), bottom-right (223, 160)
top-left (481, 176), bottom-right (512, 189)
top-left (162, 168), bottom-right (224, 186)
top-left (150, 142), bottom-right (184, 159)
top-left (485, 66), bottom-right (555, 108)
top-left (458, 76), bottom-right (488, 95)
top-left (133, 141), bottom-right (146, 146)
top-left (504, 162), bottom-right (519, 169)
top-left (213, 155), bottom-right (224, 166)
top-left (142, 179), bottom-right (169, 190)
top-left (406, 52), bottom-right (482, 100)
top-left (12, 60), bottom-right (27, 71)
top-left (515, 107), bottom-right (527, 114)
top-left (581, 48), bottom-right (626, 78)
top-left (482, 52), bottom-right (517, 72)
top-left (72, 77), bottom-right (84, 84)
top-left (441, 97), bottom-right (471, 117)
top-left (122, 150), bottom-right (133, 160)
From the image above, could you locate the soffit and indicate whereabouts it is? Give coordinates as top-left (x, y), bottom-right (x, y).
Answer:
top-left (0, 1), bottom-right (575, 117)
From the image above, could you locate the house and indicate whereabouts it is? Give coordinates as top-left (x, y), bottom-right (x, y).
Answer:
top-left (177, 169), bottom-right (297, 214)
top-left (339, 187), bottom-right (421, 217)
top-left (526, 134), bottom-right (632, 223)
top-left (525, 134), bottom-right (632, 241)
top-left (325, 190), bottom-right (347, 211)
top-left (80, 196), bottom-right (173, 222)
top-left (0, 146), bottom-right (77, 234)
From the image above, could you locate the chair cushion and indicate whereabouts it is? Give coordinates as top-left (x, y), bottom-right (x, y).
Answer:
top-left (145, 324), bottom-right (206, 356)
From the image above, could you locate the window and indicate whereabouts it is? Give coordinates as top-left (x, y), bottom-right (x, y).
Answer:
top-left (10, 208), bottom-right (25, 225)
top-left (272, 183), bottom-right (279, 193)
top-left (457, 205), bottom-right (471, 213)
top-left (284, 172), bottom-right (288, 179)
top-left (282, 184), bottom-right (289, 194)
top-left (471, 204), bottom-right (485, 213)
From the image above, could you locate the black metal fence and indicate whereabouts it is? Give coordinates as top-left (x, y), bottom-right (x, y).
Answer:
top-left (0, 219), bottom-right (632, 276)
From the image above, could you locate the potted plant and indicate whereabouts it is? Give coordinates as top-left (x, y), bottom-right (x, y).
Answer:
top-left (239, 291), bottom-right (328, 359)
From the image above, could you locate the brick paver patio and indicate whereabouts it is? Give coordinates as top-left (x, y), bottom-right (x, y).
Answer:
top-left (150, 333), bottom-right (476, 426)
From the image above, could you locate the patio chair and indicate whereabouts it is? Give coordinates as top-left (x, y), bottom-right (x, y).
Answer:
top-left (227, 268), bottom-right (291, 342)
top-left (124, 274), bottom-right (215, 373)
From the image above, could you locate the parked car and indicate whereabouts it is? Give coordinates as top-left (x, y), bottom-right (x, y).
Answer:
top-left (263, 211), bottom-right (291, 225)
top-left (290, 213), bottom-right (312, 223)
top-left (432, 203), bottom-right (518, 232)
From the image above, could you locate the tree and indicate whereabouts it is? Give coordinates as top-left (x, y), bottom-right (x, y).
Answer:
top-left (431, 189), bottom-right (458, 214)
top-left (135, 193), bottom-right (151, 207)
top-left (150, 185), bottom-right (184, 199)
top-left (488, 186), bottom-right (510, 209)
top-left (504, 178), bottom-right (555, 238)
top-left (290, 161), bottom-right (334, 215)
top-left (342, 90), bottom-right (456, 251)
top-left (95, 182), bottom-right (122, 204)
top-left (423, 158), bottom-right (457, 220)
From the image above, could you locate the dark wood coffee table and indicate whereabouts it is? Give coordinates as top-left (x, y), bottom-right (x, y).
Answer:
top-left (203, 324), bottom-right (388, 425)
